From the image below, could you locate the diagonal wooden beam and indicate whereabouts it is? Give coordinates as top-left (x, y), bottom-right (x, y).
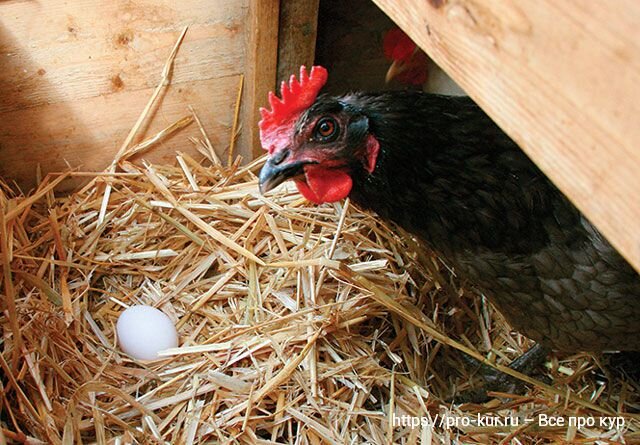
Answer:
top-left (372, 0), bottom-right (640, 272)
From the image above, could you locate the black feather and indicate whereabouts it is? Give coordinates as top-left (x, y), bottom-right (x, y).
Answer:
top-left (312, 91), bottom-right (640, 351)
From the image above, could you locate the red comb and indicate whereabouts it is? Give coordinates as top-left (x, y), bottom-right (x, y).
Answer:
top-left (383, 27), bottom-right (416, 63)
top-left (259, 66), bottom-right (328, 154)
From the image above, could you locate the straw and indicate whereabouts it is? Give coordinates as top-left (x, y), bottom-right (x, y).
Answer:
top-left (1, 48), bottom-right (637, 445)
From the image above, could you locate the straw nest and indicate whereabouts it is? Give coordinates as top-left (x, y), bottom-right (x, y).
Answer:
top-left (1, 152), bottom-right (638, 444)
top-left (1, 29), bottom-right (638, 445)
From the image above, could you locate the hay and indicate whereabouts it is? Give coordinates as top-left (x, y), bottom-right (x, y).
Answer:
top-left (1, 34), bottom-right (638, 445)
top-left (2, 152), bottom-right (639, 443)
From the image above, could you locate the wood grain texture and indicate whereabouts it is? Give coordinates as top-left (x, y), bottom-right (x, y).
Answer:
top-left (371, 0), bottom-right (640, 272)
top-left (1, 77), bottom-right (238, 190)
top-left (241, 0), bottom-right (280, 160)
top-left (277, 0), bottom-right (320, 84)
top-left (0, 0), bottom-right (249, 191)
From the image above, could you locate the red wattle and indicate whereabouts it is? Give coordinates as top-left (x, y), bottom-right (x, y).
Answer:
top-left (295, 165), bottom-right (352, 204)
top-left (365, 135), bottom-right (380, 173)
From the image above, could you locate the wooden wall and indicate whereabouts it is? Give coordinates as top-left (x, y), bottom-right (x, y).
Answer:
top-left (0, 0), bottom-right (253, 192)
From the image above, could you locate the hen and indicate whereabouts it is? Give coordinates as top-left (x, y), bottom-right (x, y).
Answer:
top-left (383, 27), bottom-right (466, 96)
top-left (258, 66), bottom-right (640, 357)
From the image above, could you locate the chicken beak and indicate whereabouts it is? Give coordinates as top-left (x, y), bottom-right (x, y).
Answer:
top-left (385, 60), bottom-right (407, 83)
top-left (259, 157), bottom-right (306, 194)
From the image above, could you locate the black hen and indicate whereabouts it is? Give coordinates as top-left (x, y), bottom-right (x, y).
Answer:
top-left (259, 66), bottom-right (640, 353)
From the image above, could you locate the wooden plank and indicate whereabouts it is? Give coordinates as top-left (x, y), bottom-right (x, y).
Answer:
top-left (0, 76), bottom-right (238, 191)
top-left (277, 0), bottom-right (320, 83)
top-left (371, 0), bottom-right (640, 272)
top-left (241, 0), bottom-right (280, 160)
top-left (0, 0), bottom-right (249, 191)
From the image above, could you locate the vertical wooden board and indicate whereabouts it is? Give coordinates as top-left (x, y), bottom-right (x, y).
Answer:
top-left (240, 0), bottom-right (280, 160)
top-left (277, 0), bottom-right (320, 83)
top-left (371, 0), bottom-right (640, 272)
top-left (0, 0), bottom-right (250, 191)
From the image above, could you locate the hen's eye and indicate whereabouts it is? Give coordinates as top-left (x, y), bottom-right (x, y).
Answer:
top-left (313, 117), bottom-right (339, 142)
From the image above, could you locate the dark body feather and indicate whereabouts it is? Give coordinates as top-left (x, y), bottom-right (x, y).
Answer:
top-left (320, 91), bottom-right (640, 352)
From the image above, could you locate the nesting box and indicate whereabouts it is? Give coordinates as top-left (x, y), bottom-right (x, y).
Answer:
top-left (1, 0), bottom-right (639, 443)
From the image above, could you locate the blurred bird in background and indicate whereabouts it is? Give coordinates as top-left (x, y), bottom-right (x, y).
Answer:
top-left (383, 27), bottom-right (466, 96)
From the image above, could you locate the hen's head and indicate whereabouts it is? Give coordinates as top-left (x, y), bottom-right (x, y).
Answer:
top-left (258, 66), bottom-right (379, 204)
top-left (383, 27), bottom-right (428, 86)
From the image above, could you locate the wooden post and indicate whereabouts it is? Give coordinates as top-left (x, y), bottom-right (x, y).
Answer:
top-left (372, 0), bottom-right (640, 272)
top-left (277, 0), bottom-right (320, 83)
top-left (242, 0), bottom-right (281, 160)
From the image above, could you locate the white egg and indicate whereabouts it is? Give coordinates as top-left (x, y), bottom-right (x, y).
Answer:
top-left (116, 305), bottom-right (178, 360)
